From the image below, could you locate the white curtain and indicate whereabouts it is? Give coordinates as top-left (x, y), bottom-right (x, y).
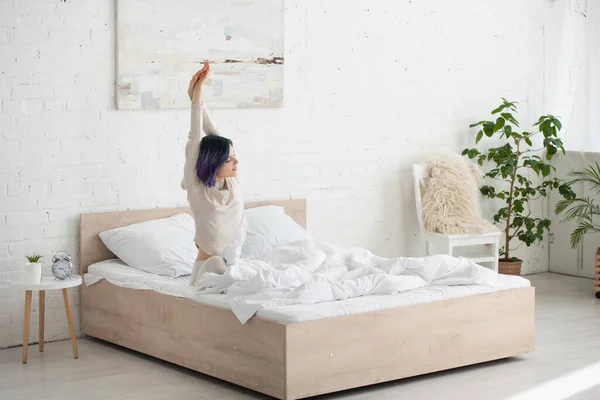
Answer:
top-left (545, 0), bottom-right (599, 153)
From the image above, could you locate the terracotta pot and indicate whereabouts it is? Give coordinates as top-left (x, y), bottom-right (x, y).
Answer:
top-left (498, 259), bottom-right (523, 276)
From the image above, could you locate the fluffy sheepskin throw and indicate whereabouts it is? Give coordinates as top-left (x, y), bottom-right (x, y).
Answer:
top-left (421, 153), bottom-right (497, 235)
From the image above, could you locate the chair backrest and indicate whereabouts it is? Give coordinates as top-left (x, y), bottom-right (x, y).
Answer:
top-left (412, 164), bottom-right (426, 235)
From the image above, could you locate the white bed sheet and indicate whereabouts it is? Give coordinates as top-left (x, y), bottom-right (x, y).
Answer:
top-left (85, 259), bottom-right (531, 324)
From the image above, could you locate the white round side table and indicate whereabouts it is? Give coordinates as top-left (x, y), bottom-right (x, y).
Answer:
top-left (5, 275), bottom-right (82, 364)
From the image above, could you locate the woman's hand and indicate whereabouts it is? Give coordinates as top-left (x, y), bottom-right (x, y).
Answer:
top-left (188, 61), bottom-right (210, 103)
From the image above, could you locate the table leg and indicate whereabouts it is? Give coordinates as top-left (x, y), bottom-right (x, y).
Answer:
top-left (62, 288), bottom-right (78, 359)
top-left (39, 290), bottom-right (45, 352)
top-left (22, 290), bottom-right (32, 364)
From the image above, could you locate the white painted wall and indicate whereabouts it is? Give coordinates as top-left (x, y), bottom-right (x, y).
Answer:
top-left (0, 0), bottom-right (546, 348)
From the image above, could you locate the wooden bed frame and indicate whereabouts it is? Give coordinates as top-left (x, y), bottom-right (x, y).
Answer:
top-left (80, 200), bottom-right (535, 400)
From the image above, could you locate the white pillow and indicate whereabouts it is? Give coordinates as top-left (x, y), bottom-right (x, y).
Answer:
top-left (98, 213), bottom-right (196, 277)
top-left (241, 205), bottom-right (309, 259)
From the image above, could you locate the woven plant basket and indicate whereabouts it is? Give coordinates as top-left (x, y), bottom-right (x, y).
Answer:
top-left (499, 260), bottom-right (523, 276)
top-left (595, 248), bottom-right (600, 299)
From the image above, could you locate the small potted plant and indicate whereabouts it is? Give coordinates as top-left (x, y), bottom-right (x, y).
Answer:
top-left (23, 253), bottom-right (43, 284)
top-left (463, 99), bottom-right (575, 275)
top-left (555, 162), bottom-right (600, 298)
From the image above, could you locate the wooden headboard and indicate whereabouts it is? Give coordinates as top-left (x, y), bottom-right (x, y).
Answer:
top-left (79, 199), bottom-right (306, 275)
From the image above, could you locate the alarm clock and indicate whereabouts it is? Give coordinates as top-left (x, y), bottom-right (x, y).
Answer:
top-left (51, 251), bottom-right (73, 280)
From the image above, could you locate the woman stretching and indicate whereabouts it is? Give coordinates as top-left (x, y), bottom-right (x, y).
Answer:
top-left (184, 62), bottom-right (246, 287)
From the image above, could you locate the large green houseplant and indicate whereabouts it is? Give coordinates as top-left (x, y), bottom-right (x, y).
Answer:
top-left (555, 162), bottom-right (600, 298)
top-left (462, 99), bottom-right (575, 275)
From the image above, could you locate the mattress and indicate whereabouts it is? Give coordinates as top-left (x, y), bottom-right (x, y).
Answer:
top-left (84, 259), bottom-right (531, 324)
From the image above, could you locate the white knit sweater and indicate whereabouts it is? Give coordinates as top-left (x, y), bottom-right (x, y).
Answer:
top-left (182, 104), bottom-right (246, 257)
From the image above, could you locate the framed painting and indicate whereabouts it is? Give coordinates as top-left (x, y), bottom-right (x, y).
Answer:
top-left (116, 0), bottom-right (284, 109)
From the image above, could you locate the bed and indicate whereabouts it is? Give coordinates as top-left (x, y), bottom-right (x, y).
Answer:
top-left (80, 200), bottom-right (535, 400)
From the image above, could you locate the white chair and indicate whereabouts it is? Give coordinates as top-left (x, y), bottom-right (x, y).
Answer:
top-left (412, 164), bottom-right (501, 272)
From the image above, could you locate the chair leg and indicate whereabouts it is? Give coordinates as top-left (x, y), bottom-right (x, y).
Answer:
top-left (447, 242), bottom-right (453, 257)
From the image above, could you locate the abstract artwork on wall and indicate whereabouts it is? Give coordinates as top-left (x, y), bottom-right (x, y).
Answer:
top-left (116, 0), bottom-right (284, 109)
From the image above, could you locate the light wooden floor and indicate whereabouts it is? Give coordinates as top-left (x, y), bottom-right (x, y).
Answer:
top-left (1, 272), bottom-right (599, 400)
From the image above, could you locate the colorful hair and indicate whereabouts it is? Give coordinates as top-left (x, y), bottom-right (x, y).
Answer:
top-left (196, 135), bottom-right (233, 187)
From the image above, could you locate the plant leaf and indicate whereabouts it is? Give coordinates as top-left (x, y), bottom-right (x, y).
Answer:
top-left (476, 130), bottom-right (484, 144)
top-left (568, 162), bottom-right (600, 194)
top-left (483, 121), bottom-right (495, 137)
top-left (542, 164), bottom-right (551, 177)
top-left (569, 220), bottom-right (600, 249)
top-left (494, 117), bottom-right (505, 131)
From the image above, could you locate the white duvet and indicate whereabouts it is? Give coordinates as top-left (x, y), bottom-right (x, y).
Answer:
top-left (195, 239), bottom-right (498, 324)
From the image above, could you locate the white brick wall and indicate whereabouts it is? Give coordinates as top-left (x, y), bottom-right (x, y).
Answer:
top-left (0, 0), bottom-right (547, 348)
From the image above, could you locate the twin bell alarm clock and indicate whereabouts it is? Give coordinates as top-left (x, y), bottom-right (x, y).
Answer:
top-left (51, 250), bottom-right (73, 280)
